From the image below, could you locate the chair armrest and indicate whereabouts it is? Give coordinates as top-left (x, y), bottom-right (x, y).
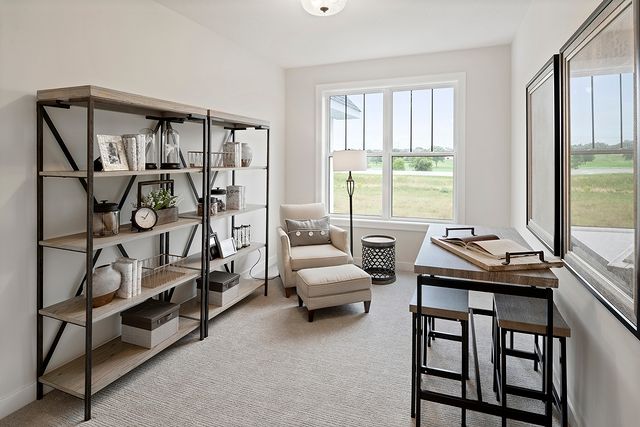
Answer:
top-left (278, 226), bottom-right (292, 256)
top-left (277, 227), bottom-right (296, 288)
top-left (330, 225), bottom-right (351, 258)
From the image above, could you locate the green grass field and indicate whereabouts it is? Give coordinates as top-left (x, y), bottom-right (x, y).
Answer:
top-left (332, 154), bottom-right (634, 226)
top-left (571, 173), bottom-right (634, 228)
top-left (332, 172), bottom-right (453, 219)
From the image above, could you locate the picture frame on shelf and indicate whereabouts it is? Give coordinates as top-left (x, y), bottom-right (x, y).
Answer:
top-left (218, 237), bottom-right (237, 258)
top-left (209, 233), bottom-right (221, 260)
top-left (97, 134), bottom-right (129, 171)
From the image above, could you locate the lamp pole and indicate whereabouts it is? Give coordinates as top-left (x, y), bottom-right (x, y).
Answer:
top-left (346, 171), bottom-right (355, 255)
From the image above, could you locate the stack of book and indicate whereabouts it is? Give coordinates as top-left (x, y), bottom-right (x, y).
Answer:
top-left (113, 257), bottom-right (142, 298)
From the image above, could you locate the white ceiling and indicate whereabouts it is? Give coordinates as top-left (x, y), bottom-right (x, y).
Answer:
top-left (156, 0), bottom-right (533, 69)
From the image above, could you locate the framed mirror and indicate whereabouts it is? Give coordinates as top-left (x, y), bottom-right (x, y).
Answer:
top-left (526, 55), bottom-right (562, 255)
top-left (561, 0), bottom-right (638, 333)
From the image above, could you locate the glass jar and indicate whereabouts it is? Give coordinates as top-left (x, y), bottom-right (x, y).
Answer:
top-left (223, 141), bottom-right (241, 168)
top-left (211, 187), bottom-right (226, 212)
top-left (93, 200), bottom-right (120, 237)
top-left (188, 151), bottom-right (204, 168)
top-left (139, 128), bottom-right (158, 170)
top-left (162, 126), bottom-right (181, 169)
top-left (242, 225), bottom-right (251, 247)
top-left (197, 196), bottom-right (217, 216)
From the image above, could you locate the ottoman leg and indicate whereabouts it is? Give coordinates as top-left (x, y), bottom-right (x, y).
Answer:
top-left (308, 310), bottom-right (315, 322)
top-left (298, 296), bottom-right (303, 307)
top-left (364, 300), bottom-right (371, 313)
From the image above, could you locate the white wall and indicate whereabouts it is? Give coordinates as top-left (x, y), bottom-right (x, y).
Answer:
top-left (0, 0), bottom-right (284, 418)
top-left (511, 1), bottom-right (640, 426)
top-left (285, 46), bottom-right (512, 265)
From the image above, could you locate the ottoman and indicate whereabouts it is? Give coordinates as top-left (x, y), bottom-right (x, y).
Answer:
top-left (296, 264), bottom-right (372, 322)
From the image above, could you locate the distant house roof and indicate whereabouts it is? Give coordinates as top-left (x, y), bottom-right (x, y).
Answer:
top-left (330, 96), bottom-right (361, 120)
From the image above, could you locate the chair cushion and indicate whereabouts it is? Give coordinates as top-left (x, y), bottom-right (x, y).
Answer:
top-left (290, 244), bottom-right (351, 271)
top-left (286, 216), bottom-right (331, 246)
top-left (297, 264), bottom-right (372, 298)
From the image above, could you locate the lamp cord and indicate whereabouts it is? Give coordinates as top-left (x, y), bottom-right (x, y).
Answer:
top-left (249, 247), bottom-right (280, 281)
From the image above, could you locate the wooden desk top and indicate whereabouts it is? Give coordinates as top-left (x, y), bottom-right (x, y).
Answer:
top-left (414, 224), bottom-right (559, 288)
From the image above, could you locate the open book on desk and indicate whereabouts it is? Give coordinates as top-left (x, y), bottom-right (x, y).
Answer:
top-left (431, 233), bottom-right (564, 271)
top-left (442, 234), bottom-right (530, 260)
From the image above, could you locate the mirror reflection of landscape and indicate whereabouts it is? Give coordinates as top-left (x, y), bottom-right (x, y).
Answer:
top-left (566, 1), bottom-right (636, 323)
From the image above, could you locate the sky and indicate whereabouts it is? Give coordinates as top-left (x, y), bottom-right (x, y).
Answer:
top-left (331, 73), bottom-right (632, 153)
top-left (330, 88), bottom-right (454, 152)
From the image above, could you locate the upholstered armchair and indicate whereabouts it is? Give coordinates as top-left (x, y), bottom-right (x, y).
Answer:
top-left (277, 203), bottom-right (353, 297)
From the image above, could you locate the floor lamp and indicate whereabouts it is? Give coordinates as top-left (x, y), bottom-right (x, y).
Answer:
top-left (333, 149), bottom-right (367, 255)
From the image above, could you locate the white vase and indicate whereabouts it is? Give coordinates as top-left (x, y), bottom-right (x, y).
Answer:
top-left (91, 264), bottom-right (121, 307)
top-left (241, 143), bottom-right (253, 167)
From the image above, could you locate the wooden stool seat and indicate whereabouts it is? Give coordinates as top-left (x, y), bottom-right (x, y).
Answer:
top-left (494, 294), bottom-right (571, 337)
top-left (410, 287), bottom-right (469, 321)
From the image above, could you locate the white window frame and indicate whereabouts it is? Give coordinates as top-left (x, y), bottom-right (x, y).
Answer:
top-left (315, 73), bottom-right (466, 231)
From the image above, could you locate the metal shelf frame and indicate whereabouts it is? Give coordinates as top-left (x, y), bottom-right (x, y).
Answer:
top-left (36, 87), bottom-right (270, 421)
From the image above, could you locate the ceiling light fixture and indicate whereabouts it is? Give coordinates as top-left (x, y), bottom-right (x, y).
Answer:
top-left (301, 0), bottom-right (347, 17)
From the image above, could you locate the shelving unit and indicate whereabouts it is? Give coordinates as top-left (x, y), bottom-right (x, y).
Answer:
top-left (36, 85), bottom-right (270, 421)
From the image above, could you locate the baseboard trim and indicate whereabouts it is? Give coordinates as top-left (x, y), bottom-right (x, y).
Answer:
top-left (0, 381), bottom-right (36, 420)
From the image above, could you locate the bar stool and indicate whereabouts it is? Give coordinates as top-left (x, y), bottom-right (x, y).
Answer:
top-left (411, 286), bottom-right (470, 426)
top-left (492, 294), bottom-right (571, 427)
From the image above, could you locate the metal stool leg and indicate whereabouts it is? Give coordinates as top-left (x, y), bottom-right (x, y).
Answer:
top-left (533, 334), bottom-right (539, 372)
top-left (493, 313), bottom-right (499, 396)
top-left (501, 328), bottom-right (507, 427)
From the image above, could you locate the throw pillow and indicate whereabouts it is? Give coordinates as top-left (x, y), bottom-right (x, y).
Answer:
top-left (285, 216), bottom-right (331, 247)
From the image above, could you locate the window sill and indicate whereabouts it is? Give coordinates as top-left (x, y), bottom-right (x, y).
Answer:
top-left (330, 215), bottom-right (452, 232)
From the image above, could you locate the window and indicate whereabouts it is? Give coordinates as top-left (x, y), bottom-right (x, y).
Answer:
top-left (323, 76), bottom-right (463, 223)
top-left (562, 0), bottom-right (637, 329)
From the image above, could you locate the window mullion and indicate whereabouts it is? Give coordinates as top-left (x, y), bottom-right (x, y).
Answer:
top-left (382, 89), bottom-right (393, 220)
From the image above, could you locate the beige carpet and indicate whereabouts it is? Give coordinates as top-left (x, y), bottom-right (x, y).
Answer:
top-left (2, 272), bottom-right (561, 426)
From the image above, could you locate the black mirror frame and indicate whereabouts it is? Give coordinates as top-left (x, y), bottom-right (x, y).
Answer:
top-left (526, 55), bottom-right (562, 256)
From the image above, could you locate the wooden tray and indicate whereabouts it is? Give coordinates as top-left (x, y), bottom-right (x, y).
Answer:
top-left (430, 237), bottom-right (563, 272)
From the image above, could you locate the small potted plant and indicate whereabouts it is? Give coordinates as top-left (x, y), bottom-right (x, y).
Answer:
top-left (140, 188), bottom-right (180, 225)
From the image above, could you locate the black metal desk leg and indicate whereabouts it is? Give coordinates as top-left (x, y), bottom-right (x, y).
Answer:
top-left (561, 337), bottom-right (568, 427)
top-left (415, 279), bottom-right (422, 427)
top-left (461, 319), bottom-right (468, 427)
top-left (501, 328), bottom-right (507, 427)
top-left (411, 312), bottom-right (417, 418)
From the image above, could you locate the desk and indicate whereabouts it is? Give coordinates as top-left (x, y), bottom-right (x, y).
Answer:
top-left (412, 224), bottom-right (558, 427)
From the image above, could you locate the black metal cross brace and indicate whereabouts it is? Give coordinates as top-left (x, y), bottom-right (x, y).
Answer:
top-left (39, 110), bottom-right (207, 371)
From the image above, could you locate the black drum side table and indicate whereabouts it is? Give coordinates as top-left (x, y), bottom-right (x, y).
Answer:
top-left (361, 235), bottom-right (396, 284)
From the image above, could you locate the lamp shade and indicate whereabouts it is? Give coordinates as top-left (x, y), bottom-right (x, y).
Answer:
top-left (333, 150), bottom-right (367, 172)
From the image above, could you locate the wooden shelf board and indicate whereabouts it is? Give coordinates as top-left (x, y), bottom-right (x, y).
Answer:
top-left (39, 317), bottom-right (199, 398)
top-left (180, 243), bottom-right (265, 272)
top-left (39, 218), bottom-right (201, 252)
top-left (208, 165), bottom-right (267, 172)
top-left (39, 267), bottom-right (199, 326)
top-left (179, 204), bottom-right (266, 221)
top-left (179, 278), bottom-right (264, 321)
top-left (40, 166), bottom-right (266, 178)
top-left (37, 86), bottom-right (208, 117)
top-left (208, 109), bottom-right (270, 129)
top-left (39, 168), bottom-right (202, 178)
